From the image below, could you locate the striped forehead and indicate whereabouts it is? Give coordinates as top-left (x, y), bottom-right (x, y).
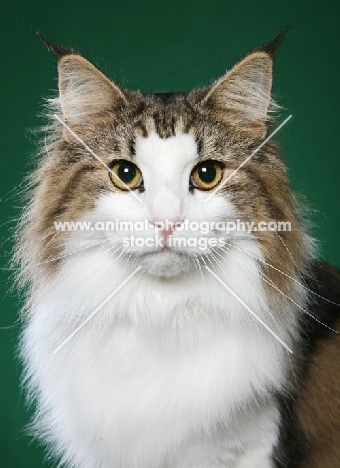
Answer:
top-left (135, 131), bottom-right (198, 171)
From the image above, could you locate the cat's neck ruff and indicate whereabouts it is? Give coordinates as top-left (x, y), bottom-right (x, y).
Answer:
top-left (23, 234), bottom-right (293, 467)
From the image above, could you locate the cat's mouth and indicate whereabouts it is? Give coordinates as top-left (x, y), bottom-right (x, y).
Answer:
top-left (139, 245), bottom-right (188, 258)
top-left (130, 245), bottom-right (192, 277)
top-left (158, 246), bottom-right (174, 253)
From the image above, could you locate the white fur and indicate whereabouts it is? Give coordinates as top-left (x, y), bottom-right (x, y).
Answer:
top-left (22, 132), bottom-right (295, 467)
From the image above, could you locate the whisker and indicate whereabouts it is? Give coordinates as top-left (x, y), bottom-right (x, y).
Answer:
top-left (124, 249), bottom-right (137, 268)
top-left (199, 252), bottom-right (210, 272)
top-left (258, 267), bottom-right (339, 334)
top-left (217, 245), bottom-right (289, 332)
top-left (274, 232), bottom-right (302, 274)
top-left (219, 243), bottom-right (338, 332)
top-left (0, 320), bottom-right (21, 330)
top-left (207, 248), bottom-right (269, 363)
top-left (39, 231), bottom-right (61, 257)
top-left (213, 245), bottom-right (298, 387)
top-left (203, 252), bottom-right (219, 276)
top-left (37, 236), bottom-right (118, 266)
top-left (205, 265), bottom-right (293, 353)
top-left (222, 240), bottom-right (340, 307)
top-left (193, 253), bottom-right (204, 280)
top-left (116, 246), bottom-right (126, 261)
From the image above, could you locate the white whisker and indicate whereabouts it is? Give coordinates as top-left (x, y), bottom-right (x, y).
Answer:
top-left (274, 231), bottom-right (303, 275)
top-left (259, 267), bottom-right (339, 334)
top-left (37, 237), bottom-right (117, 265)
top-left (205, 265), bottom-right (293, 353)
top-left (193, 253), bottom-right (204, 279)
top-left (222, 240), bottom-right (340, 307)
top-left (212, 246), bottom-right (297, 387)
top-left (220, 243), bottom-right (339, 333)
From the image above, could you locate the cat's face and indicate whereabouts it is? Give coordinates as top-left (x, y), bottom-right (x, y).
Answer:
top-left (22, 39), bottom-right (306, 286)
top-left (92, 128), bottom-right (238, 277)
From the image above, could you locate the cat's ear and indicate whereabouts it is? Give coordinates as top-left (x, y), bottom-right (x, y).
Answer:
top-left (57, 53), bottom-right (127, 125)
top-left (204, 51), bottom-right (273, 122)
top-left (38, 34), bottom-right (127, 125)
top-left (193, 29), bottom-right (288, 138)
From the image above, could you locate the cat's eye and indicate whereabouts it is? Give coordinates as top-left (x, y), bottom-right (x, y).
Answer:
top-left (110, 160), bottom-right (143, 190)
top-left (190, 161), bottom-right (223, 191)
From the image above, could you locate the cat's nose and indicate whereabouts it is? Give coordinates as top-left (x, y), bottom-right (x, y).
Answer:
top-left (151, 219), bottom-right (181, 241)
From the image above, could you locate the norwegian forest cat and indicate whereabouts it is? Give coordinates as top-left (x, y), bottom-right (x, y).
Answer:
top-left (16, 31), bottom-right (340, 467)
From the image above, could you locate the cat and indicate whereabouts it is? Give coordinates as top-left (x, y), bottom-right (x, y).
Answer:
top-left (15, 30), bottom-right (340, 467)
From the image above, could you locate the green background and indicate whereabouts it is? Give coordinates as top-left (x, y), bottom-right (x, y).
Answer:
top-left (1, 0), bottom-right (339, 466)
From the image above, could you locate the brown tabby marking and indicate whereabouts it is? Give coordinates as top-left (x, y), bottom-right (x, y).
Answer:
top-left (17, 31), bottom-right (307, 326)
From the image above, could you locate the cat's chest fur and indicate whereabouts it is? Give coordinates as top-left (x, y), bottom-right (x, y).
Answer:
top-left (25, 253), bottom-right (288, 468)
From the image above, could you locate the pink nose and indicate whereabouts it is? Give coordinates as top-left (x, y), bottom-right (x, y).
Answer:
top-left (156, 226), bottom-right (174, 241)
top-left (152, 220), bottom-right (180, 241)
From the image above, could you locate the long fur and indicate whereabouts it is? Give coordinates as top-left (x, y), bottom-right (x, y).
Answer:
top-left (16, 35), bottom-right (337, 468)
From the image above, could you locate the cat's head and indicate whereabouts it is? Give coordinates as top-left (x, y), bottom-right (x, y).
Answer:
top-left (18, 31), bottom-right (310, 292)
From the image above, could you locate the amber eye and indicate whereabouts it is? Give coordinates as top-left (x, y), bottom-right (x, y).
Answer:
top-left (190, 161), bottom-right (223, 190)
top-left (110, 160), bottom-right (143, 190)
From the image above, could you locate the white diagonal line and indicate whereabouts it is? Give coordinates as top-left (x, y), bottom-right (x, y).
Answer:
top-left (53, 114), bottom-right (143, 203)
top-left (205, 115), bottom-right (292, 202)
top-left (53, 266), bottom-right (142, 354)
top-left (205, 266), bottom-right (293, 353)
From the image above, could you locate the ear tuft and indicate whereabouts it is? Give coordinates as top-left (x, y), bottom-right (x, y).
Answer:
top-left (259, 25), bottom-right (291, 57)
top-left (35, 33), bottom-right (128, 124)
top-left (193, 28), bottom-right (290, 135)
top-left (35, 31), bottom-right (77, 59)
